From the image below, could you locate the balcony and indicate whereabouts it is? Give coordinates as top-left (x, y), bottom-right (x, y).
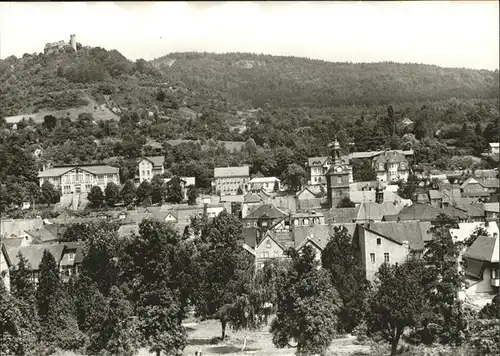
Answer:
top-left (491, 278), bottom-right (500, 287)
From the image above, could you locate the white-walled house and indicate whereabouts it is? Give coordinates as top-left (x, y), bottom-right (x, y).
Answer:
top-left (461, 234), bottom-right (499, 307)
top-left (38, 165), bottom-right (120, 195)
top-left (138, 156), bottom-right (165, 182)
top-left (249, 177), bottom-right (281, 193)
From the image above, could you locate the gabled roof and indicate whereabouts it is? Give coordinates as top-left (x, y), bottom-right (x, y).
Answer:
top-left (307, 156), bottom-right (329, 167)
top-left (2, 238), bottom-right (24, 249)
top-left (356, 201), bottom-right (403, 221)
top-left (293, 223), bottom-right (357, 250)
top-left (38, 167), bottom-right (73, 178)
top-left (327, 207), bottom-right (359, 223)
top-left (373, 150), bottom-right (408, 164)
top-left (384, 203), bottom-right (452, 222)
top-left (460, 177), bottom-right (480, 189)
top-left (249, 177), bottom-right (280, 184)
top-left (256, 231), bottom-right (285, 252)
top-left (25, 226), bottom-right (62, 243)
top-left (460, 203), bottom-right (485, 218)
top-left (214, 166), bottom-right (249, 178)
top-left (140, 156), bottom-right (165, 168)
top-left (6, 244), bottom-right (65, 270)
top-left (441, 206), bottom-right (469, 220)
top-left (464, 236), bottom-right (499, 263)
top-left (296, 186), bottom-right (319, 199)
top-left (365, 221), bottom-right (433, 251)
top-left (244, 192), bottom-right (265, 203)
top-left (243, 204), bottom-right (288, 220)
top-left (60, 242), bottom-right (85, 267)
top-left (242, 243), bottom-right (256, 256)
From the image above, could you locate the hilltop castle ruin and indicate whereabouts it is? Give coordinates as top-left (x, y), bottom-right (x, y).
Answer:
top-left (44, 34), bottom-right (77, 54)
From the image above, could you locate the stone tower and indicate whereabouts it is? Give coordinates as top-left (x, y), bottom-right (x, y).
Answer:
top-left (326, 139), bottom-right (352, 208)
top-left (70, 34), bottom-right (76, 51)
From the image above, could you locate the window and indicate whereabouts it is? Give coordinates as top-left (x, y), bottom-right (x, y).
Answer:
top-left (384, 253), bottom-right (390, 263)
top-left (492, 268), bottom-right (499, 279)
top-left (337, 177), bottom-right (342, 184)
top-left (142, 171), bottom-right (145, 176)
top-left (370, 253), bottom-right (375, 264)
top-left (266, 240), bottom-right (272, 249)
top-left (68, 253), bottom-right (75, 261)
top-left (147, 170), bottom-right (150, 176)
top-left (376, 238), bottom-right (381, 246)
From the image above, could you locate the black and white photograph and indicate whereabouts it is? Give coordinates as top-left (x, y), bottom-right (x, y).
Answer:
top-left (0, 1), bottom-right (499, 356)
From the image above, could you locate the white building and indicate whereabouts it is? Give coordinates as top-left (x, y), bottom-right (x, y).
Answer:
top-left (138, 156), bottom-right (165, 182)
top-left (373, 151), bottom-right (410, 182)
top-left (249, 177), bottom-right (281, 193)
top-left (38, 165), bottom-right (120, 195)
top-left (213, 166), bottom-right (250, 196)
top-left (489, 142), bottom-right (499, 155)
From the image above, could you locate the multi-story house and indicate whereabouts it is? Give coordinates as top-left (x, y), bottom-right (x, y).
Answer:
top-left (462, 234), bottom-right (499, 302)
top-left (38, 165), bottom-right (120, 195)
top-left (357, 221), bottom-right (433, 281)
top-left (138, 156), bottom-right (165, 182)
top-left (306, 156), bottom-right (331, 185)
top-left (213, 166), bottom-right (250, 196)
top-left (249, 177), bottom-right (281, 193)
top-left (373, 150), bottom-right (410, 182)
top-left (60, 242), bottom-right (84, 283)
top-left (5, 244), bottom-right (65, 285)
top-left (460, 177), bottom-right (499, 200)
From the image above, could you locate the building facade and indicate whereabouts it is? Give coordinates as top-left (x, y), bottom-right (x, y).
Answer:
top-left (38, 165), bottom-right (120, 195)
top-left (326, 140), bottom-right (353, 208)
top-left (138, 156), bottom-right (165, 182)
top-left (373, 150), bottom-right (410, 182)
top-left (249, 177), bottom-right (281, 193)
top-left (213, 166), bottom-right (250, 196)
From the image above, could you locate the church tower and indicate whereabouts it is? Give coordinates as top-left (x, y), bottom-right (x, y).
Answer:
top-left (326, 139), bottom-right (352, 208)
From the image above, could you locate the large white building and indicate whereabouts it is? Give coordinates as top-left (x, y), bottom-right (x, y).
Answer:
top-left (138, 156), bottom-right (165, 182)
top-left (373, 151), bottom-right (410, 182)
top-left (38, 165), bottom-right (120, 195)
top-left (213, 166), bottom-right (250, 196)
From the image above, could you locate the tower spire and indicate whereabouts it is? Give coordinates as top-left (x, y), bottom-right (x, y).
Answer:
top-left (328, 137), bottom-right (341, 165)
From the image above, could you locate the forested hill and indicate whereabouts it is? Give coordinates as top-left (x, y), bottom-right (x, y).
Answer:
top-left (152, 52), bottom-right (499, 108)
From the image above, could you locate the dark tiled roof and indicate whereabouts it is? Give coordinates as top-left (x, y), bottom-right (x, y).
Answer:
top-left (384, 203), bottom-right (450, 222)
top-left (326, 207), bottom-right (359, 224)
top-left (464, 236), bottom-right (499, 263)
top-left (366, 221), bottom-right (432, 251)
top-left (141, 156), bottom-right (165, 168)
top-left (293, 223), bottom-right (357, 250)
top-left (243, 227), bottom-right (259, 248)
top-left (2, 238), bottom-right (23, 248)
top-left (243, 204), bottom-right (288, 220)
top-left (356, 202), bottom-right (402, 221)
top-left (6, 244), bottom-right (65, 270)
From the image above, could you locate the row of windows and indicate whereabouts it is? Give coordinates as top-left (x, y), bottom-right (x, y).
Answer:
top-left (370, 252), bottom-right (390, 263)
top-left (259, 251), bottom-right (281, 258)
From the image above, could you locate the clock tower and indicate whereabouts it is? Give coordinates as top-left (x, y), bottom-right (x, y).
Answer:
top-left (326, 139), bottom-right (352, 208)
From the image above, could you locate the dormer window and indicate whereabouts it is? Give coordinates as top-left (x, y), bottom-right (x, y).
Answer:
top-left (68, 253), bottom-right (75, 261)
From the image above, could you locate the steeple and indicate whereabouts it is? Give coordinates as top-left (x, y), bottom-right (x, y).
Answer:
top-left (328, 138), bottom-right (341, 165)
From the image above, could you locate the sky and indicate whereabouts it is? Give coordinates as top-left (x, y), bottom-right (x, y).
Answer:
top-left (0, 1), bottom-right (498, 70)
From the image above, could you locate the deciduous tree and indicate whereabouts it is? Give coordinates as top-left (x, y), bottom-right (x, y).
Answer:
top-left (367, 258), bottom-right (428, 356)
top-left (120, 180), bottom-right (137, 206)
top-left (271, 246), bottom-right (343, 355)
top-left (321, 226), bottom-right (370, 333)
top-left (105, 182), bottom-right (120, 207)
top-left (88, 185), bottom-right (105, 208)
